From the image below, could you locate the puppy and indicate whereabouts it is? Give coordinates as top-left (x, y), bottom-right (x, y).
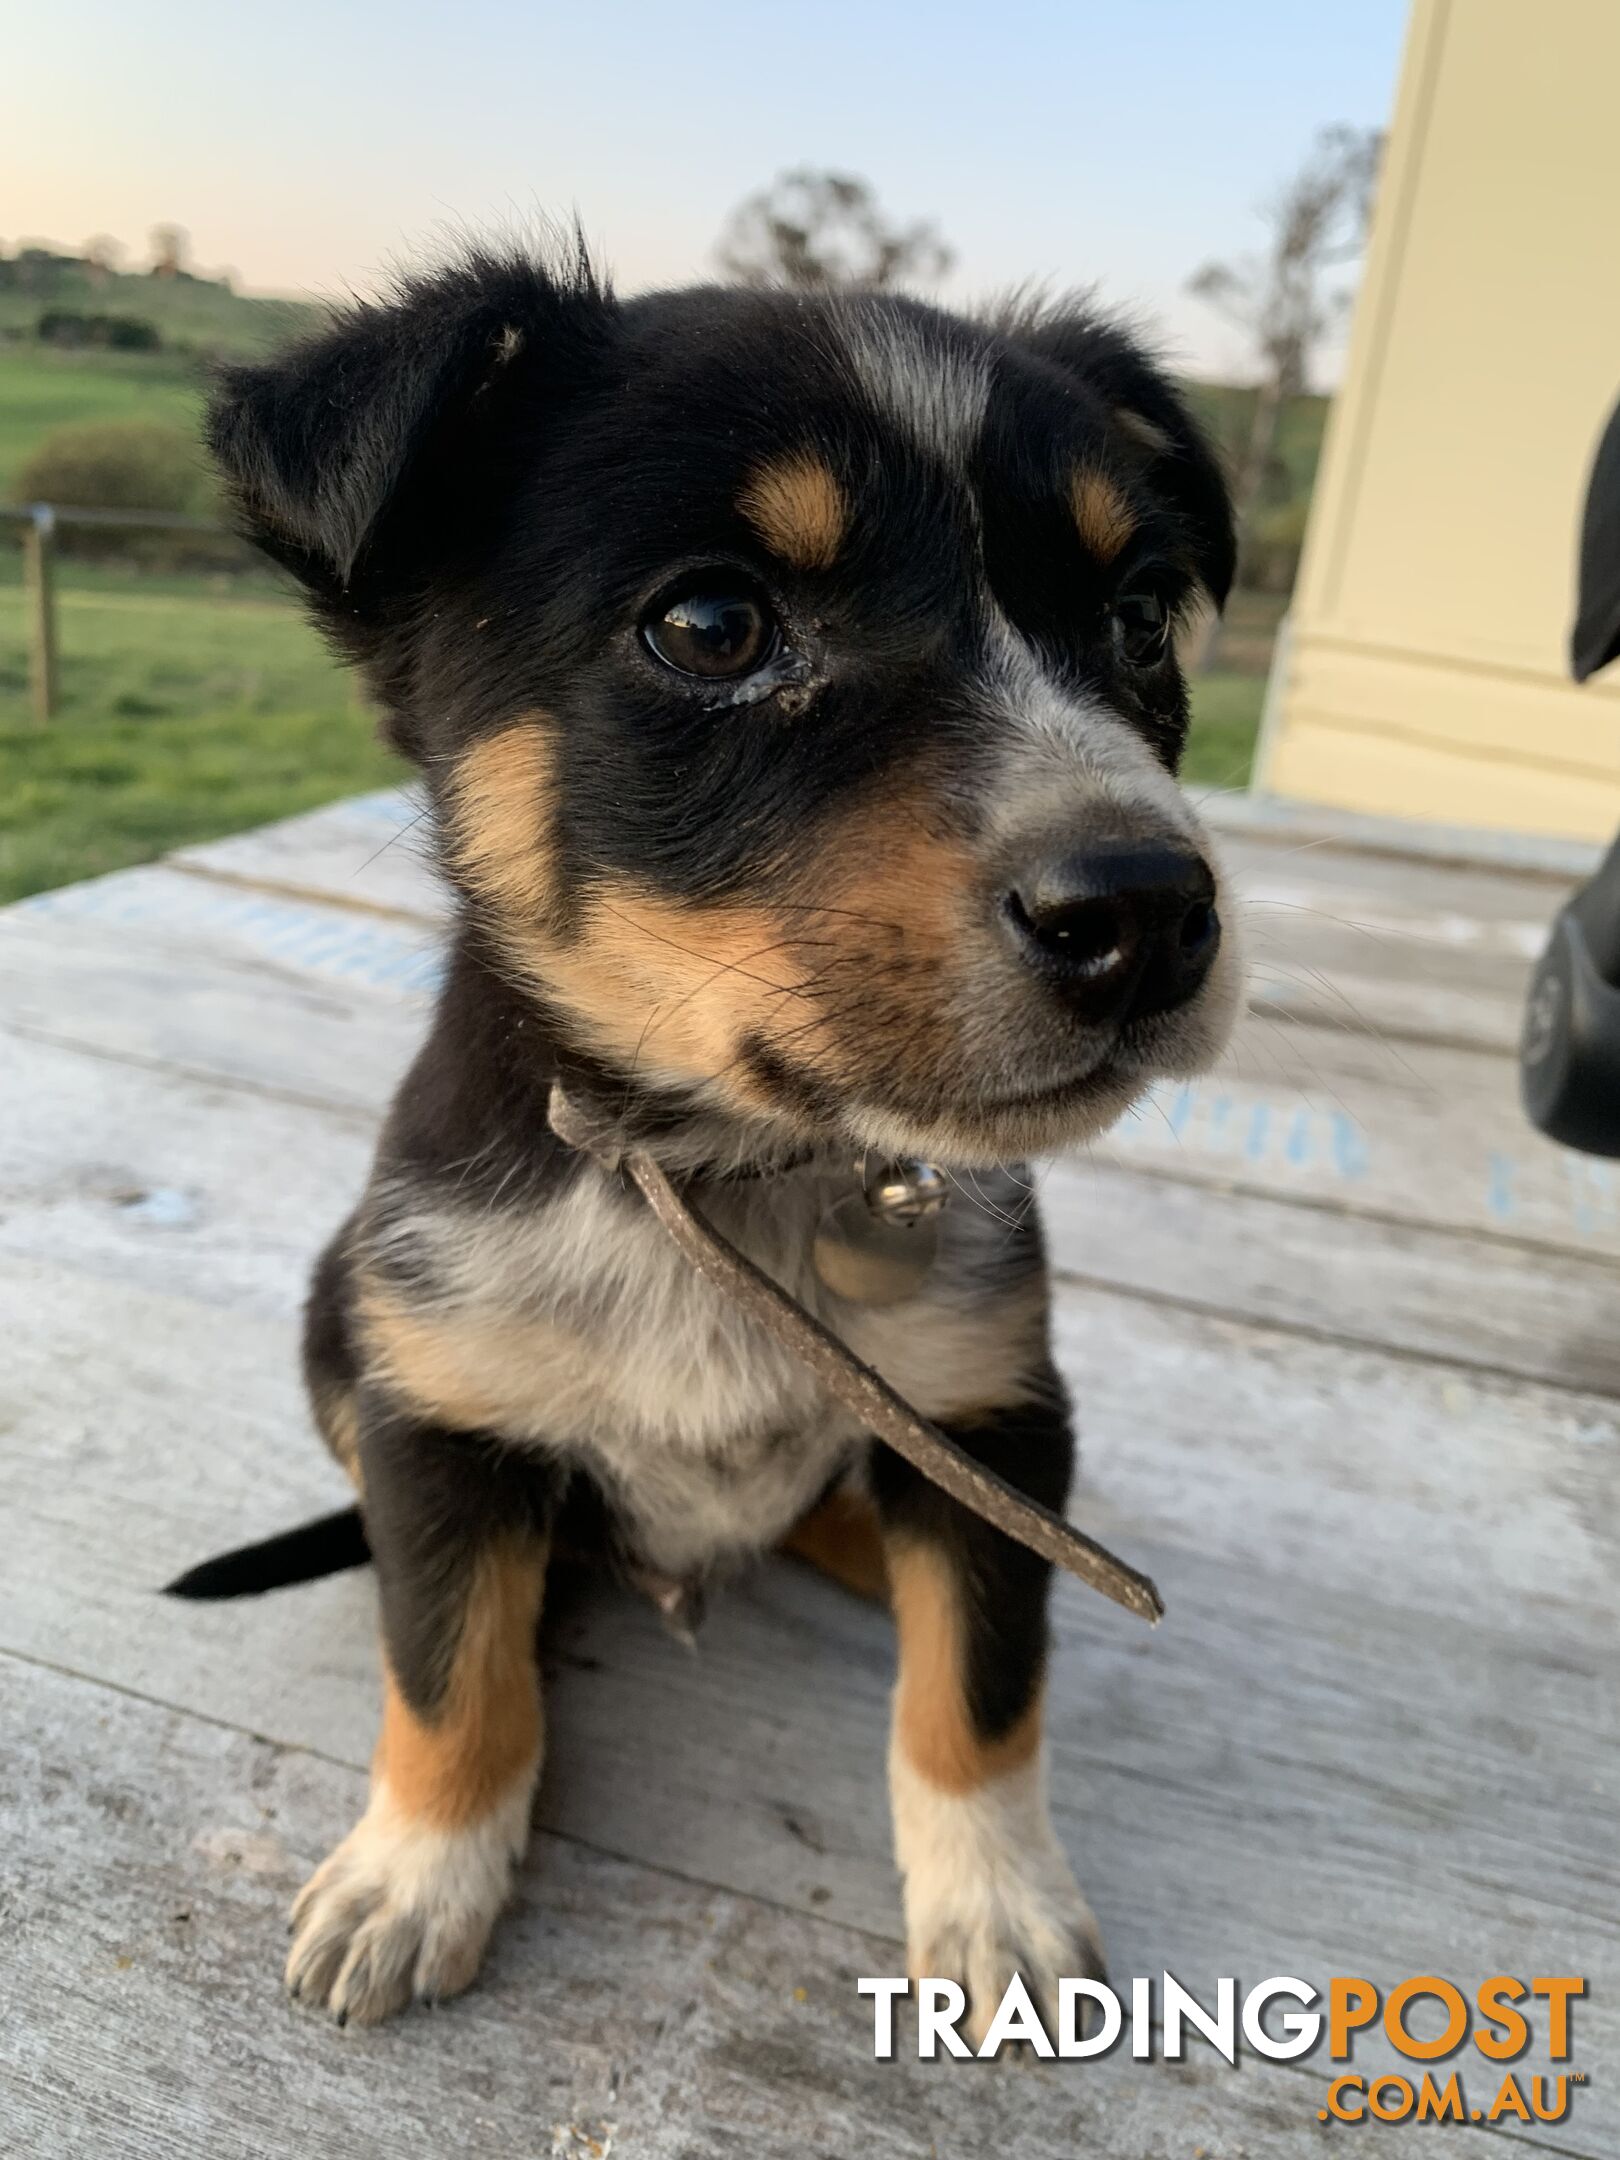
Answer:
top-left (206, 241), bottom-right (1241, 2036)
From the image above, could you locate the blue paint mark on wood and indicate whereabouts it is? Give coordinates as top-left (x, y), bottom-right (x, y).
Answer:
top-left (16, 867), bottom-right (445, 998)
top-left (1486, 1152), bottom-right (1518, 1222)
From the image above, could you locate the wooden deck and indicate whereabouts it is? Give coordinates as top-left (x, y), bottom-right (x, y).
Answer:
top-left (2, 787), bottom-right (1615, 2158)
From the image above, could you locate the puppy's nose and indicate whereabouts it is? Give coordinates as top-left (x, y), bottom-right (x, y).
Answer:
top-left (1004, 841), bottom-right (1219, 1024)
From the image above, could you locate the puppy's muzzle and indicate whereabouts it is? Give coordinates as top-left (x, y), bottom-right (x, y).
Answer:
top-left (1001, 838), bottom-right (1220, 1028)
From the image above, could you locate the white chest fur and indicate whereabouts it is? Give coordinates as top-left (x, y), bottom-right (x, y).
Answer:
top-left (365, 1161), bottom-right (1045, 1574)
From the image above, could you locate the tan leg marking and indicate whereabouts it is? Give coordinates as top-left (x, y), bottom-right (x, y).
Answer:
top-left (285, 1538), bottom-right (548, 2024)
top-left (738, 451), bottom-right (849, 569)
top-left (887, 1537), bottom-right (1040, 1794)
top-left (376, 1540), bottom-right (547, 1827)
top-left (883, 1534), bottom-right (1100, 2043)
top-left (781, 1488), bottom-right (890, 1604)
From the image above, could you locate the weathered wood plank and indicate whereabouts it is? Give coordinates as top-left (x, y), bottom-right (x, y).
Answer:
top-left (3, 863), bottom-right (1614, 1260)
top-left (0, 874), bottom-right (429, 1117)
top-left (1040, 1156), bottom-right (1620, 1396)
top-left (1218, 825), bottom-right (1570, 936)
top-left (1203, 786), bottom-right (1602, 879)
top-left (171, 786), bottom-right (445, 923)
top-left (0, 1028), bottom-right (370, 1318)
top-left (1226, 826), bottom-right (1557, 1052)
top-left (1096, 1017), bottom-right (1620, 1257)
top-left (4, 1650), bottom-right (1502, 2160)
top-left (3, 1253), bottom-right (1613, 2153)
top-left (8, 859), bottom-right (443, 986)
top-left (8, 1020), bottom-right (1620, 1400)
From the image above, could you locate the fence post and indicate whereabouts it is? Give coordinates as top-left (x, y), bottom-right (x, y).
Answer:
top-left (22, 504), bottom-right (59, 724)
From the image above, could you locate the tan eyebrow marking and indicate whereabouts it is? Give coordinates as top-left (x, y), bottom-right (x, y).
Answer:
top-left (1070, 466), bottom-right (1137, 564)
top-left (738, 451), bottom-right (849, 570)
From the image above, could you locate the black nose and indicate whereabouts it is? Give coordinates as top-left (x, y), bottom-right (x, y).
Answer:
top-left (1004, 841), bottom-right (1220, 1024)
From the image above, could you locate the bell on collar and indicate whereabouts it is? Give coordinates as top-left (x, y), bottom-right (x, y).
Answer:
top-left (813, 1155), bottom-right (949, 1305)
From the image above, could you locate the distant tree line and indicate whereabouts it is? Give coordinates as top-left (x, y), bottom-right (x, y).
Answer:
top-left (0, 229), bottom-right (236, 354)
top-left (35, 309), bottom-right (163, 352)
top-left (0, 227), bottom-right (223, 289)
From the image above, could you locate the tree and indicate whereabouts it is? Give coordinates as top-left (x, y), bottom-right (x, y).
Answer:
top-left (1186, 124), bottom-right (1382, 653)
top-left (149, 223), bottom-right (189, 279)
top-left (717, 169), bottom-right (952, 292)
top-left (82, 234), bottom-right (126, 284)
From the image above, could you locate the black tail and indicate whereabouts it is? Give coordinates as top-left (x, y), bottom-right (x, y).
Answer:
top-left (163, 1505), bottom-right (371, 1599)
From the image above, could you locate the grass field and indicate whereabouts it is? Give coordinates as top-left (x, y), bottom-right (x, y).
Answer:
top-left (0, 561), bottom-right (404, 903)
top-left (1183, 668), bottom-right (1267, 790)
top-left (0, 552), bottom-right (1265, 901)
top-left (0, 347), bottom-right (207, 499)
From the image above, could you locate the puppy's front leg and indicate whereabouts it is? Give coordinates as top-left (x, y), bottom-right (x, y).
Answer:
top-left (872, 1374), bottom-right (1103, 2046)
top-left (286, 1399), bottom-right (553, 2025)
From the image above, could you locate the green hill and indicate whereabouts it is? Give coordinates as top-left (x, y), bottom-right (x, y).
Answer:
top-left (0, 244), bottom-right (326, 500)
top-left (0, 349), bottom-right (205, 499)
top-left (0, 247), bottom-right (320, 356)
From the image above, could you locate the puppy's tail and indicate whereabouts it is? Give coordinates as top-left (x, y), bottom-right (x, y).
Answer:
top-left (163, 1505), bottom-right (371, 1599)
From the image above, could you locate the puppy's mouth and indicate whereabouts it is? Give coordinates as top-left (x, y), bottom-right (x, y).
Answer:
top-left (975, 1057), bottom-right (1122, 1114)
top-left (810, 1038), bottom-right (1145, 1169)
top-left (809, 955), bottom-right (1244, 1167)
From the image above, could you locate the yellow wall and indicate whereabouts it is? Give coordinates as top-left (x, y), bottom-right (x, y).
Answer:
top-left (1259, 0), bottom-right (1620, 839)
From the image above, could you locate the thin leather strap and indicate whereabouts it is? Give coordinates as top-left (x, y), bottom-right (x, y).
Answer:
top-left (548, 1084), bottom-right (1163, 1625)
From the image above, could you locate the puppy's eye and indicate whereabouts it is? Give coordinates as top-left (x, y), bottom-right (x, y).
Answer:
top-left (1112, 589), bottom-right (1171, 668)
top-left (643, 586), bottom-right (777, 679)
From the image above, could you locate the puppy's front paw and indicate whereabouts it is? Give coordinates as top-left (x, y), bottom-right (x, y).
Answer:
top-left (285, 1786), bottom-right (528, 2026)
top-left (893, 1753), bottom-right (1103, 2049)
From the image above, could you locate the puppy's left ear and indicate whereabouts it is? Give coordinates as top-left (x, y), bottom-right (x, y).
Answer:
top-left (208, 244), bottom-right (612, 607)
top-left (1018, 312), bottom-right (1237, 610)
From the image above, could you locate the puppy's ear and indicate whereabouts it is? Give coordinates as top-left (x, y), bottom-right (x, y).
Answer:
top-left (1016, 310), bottom-right (1237, 610)
top-left (208, 244), bottom-right (611, 603)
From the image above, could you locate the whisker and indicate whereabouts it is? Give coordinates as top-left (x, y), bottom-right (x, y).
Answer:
top-left (595, 901), bottom-right (818, 1000)
top-left (961, 1165), bottom-right (1035, 1239)
top-left (1245, 955), bottom-right (1433, 1094)
top-left (1238, 895), bottom-right (1432, 949)
top-left (356, 807), bottom-right (429, 875)
top-left (1240, 1006), bottom-right (1369, 1131)
top-left (941, 1166), bottom-right (1020, 1237)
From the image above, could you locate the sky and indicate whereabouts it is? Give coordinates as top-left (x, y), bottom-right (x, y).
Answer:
top-left (5, 0), bottom-right (1410, 381)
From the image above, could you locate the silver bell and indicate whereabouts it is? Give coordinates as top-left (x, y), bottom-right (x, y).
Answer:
top-left (864, 1158), bottom-right (950, 1222)
top-left (813, 1157), bottom-right (950, 1306)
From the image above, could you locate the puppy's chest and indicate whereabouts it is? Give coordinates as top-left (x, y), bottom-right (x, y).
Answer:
top-left (374, 1170), bottom-right (859, 1568)
top-left (371, 1162), bottom-right (1045, 1573)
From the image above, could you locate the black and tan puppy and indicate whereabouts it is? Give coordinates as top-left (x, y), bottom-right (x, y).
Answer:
top-left (205, 241), bottom-right (1241, 2035)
